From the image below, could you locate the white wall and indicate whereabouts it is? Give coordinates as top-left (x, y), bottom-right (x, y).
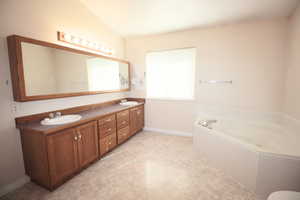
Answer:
top-left (126, 19), bottom-right (288, 133)
top-left (284, 5), bottom-right (300, 120)
top-left (0, 0), bottom-right (125, 195)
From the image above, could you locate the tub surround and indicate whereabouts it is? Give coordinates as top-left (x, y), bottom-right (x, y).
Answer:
top-left (194, 119), bottom-right (300, 200)
top-left (15, 98), bottom-right (145, 190)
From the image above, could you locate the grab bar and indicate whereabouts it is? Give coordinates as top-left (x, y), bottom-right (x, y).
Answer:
top-left (199, 80), bottom-right (232, 84)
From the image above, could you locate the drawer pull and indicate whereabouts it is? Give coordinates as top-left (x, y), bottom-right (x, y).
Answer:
top-left (108, 142), bottom-right (112, 145)
top-left (105, 118), bottom-right (112, 122)
top-left (122, 121), bottom-right (126, 124)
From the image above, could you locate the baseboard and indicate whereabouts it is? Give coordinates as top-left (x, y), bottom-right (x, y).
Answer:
top-left (144, 127), bottom-right (193, 137)
top-left (0, 175), bottom-right (30, 197)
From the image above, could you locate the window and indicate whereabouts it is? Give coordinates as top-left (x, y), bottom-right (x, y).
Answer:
top-left (146, 48), bottom-right (196, 100)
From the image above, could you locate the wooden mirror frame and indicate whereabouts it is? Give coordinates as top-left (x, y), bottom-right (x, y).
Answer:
top-left (7, 35), bottom-right (131, 102)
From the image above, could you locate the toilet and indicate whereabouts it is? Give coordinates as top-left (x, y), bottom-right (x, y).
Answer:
top-left (268, 191), bottom-right (300, 200)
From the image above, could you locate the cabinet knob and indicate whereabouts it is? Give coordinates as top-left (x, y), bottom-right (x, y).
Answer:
top-left (74, 136), bottom-right (78, 141)
top-left (122, 121), bottom-right (126, 124)
top-left (108, 128), bottom-right (112, 131)
top-left (78, 134), bottom-right (82, 140)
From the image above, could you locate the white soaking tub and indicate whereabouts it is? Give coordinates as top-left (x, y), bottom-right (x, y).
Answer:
top-left (193, 118), bottom-right (300, 200)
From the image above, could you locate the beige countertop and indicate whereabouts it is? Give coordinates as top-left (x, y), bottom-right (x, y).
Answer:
top-left (17, 102), bottom-right (144, 135)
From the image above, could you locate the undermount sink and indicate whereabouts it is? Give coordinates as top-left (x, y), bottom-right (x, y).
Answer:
top-left (119, 101), bottom-right (139, 106)
top-left (41, 114), bottom-right (82, 125)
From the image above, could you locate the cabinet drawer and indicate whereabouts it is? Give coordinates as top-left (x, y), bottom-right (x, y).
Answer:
top-left (98, 115), bottom-right (116, 138)
top-left (99, 133), bottom-right (117, 156)
top-left (99, 115), bottom-right (115, 126)
top-left (117, 110), bottom-right (129, 129)
top-left (117, 126), bottom-right (130, 144)
top-left (107, 133), bottom-right (117, 150)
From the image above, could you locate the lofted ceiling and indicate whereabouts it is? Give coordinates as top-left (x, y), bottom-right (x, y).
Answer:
top-left (80, 0), bottom-right (300, 37)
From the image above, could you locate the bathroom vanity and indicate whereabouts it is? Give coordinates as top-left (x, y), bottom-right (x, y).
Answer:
top-left (7, 35), bottom-right (142, 190)
top-left (15, 98), bottom-right (144, 190)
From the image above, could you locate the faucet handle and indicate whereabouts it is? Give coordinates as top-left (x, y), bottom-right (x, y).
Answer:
top-left (55, 112), bottom-right (62, 117)
top-left (49, 113), bottom-right (55, 119)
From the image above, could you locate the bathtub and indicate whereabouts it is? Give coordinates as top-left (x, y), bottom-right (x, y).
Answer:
top-left (193, 118), bottom-right (300, 200)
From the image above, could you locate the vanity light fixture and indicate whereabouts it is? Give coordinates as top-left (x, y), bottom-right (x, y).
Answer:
top-left (57, 31), bottom-right (114, 55)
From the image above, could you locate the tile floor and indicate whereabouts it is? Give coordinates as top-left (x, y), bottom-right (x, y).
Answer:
top-left (1, 131), bottom-right (255, 200)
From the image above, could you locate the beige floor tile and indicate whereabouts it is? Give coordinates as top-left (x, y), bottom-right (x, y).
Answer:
top-left (1, 131), bottom-right (256, 200)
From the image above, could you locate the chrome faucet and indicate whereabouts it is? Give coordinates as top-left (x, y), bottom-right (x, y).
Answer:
top-left (49, 112), bottom-right (61, 119)
top-left (199, 119), bottom-right (217, 129)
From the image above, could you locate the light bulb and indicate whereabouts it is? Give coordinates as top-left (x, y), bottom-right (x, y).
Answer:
top-left (107, 48), bottom-right (113, 54)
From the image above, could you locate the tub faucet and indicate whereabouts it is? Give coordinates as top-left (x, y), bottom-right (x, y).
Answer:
top-left (199, 119), bottom-right (217, 128)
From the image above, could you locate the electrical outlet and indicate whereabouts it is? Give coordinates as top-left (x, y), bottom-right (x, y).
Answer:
top-left (11, 102), bottom-right (17, 113)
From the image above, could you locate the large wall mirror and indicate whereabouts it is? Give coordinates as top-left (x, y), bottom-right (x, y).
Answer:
top-left (7, 35), bottom-right (130, 102)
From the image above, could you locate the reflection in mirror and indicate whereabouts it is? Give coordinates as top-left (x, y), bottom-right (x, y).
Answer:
top-left (21, 42), bottom-right (129, 96)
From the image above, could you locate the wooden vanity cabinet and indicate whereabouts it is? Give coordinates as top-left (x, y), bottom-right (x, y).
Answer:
top-left (130, 105), bottom-right (144, 135)
top-left (22, 121), bottom-right (98, 189)
top-left (18, 101), bottom-right (145, 190)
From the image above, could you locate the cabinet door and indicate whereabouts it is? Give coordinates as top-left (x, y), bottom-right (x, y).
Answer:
top-left (99, 136), bottom-right (109, 156)
top-left (47, 128), bottom-right (79, 186)
top-left (130, 109), bottom-right (138, 135)
top-left (77, 121), bottom-right (99, 168)
top-left (136, 106), bottom-right (144, 131)
top-left (130, 106), bottom-right (144, 135)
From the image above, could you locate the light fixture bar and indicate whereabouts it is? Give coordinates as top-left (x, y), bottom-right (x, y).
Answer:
top-left (57, 31), bottom-right (114, 55)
